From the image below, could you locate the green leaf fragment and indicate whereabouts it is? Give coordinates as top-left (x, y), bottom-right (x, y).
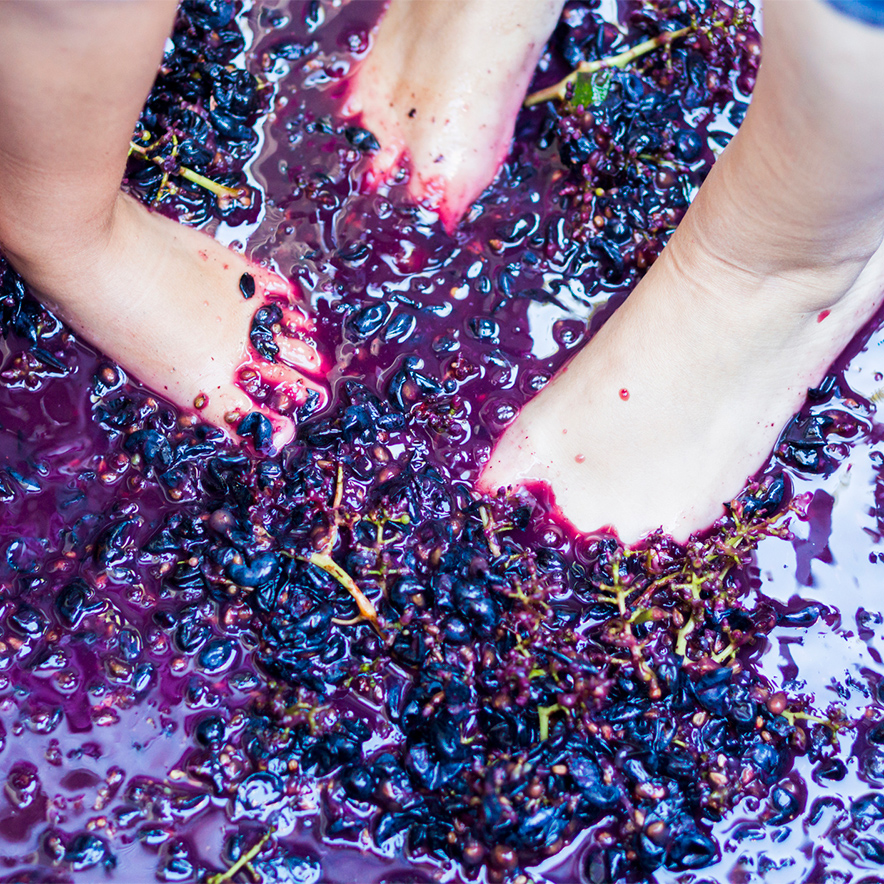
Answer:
top-left (572, 69), bottom-right (613, 107)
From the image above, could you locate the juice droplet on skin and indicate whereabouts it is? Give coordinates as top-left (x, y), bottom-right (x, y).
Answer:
top-left (818, 310), bottom-right (830, 322)
top-left (619, 388), bottom-right (630, 400)
top-left (575, 453), bottom-right (585, 463)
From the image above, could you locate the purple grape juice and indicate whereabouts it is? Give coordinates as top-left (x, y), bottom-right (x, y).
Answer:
top-left (0, 1), bottom-right (881, 882)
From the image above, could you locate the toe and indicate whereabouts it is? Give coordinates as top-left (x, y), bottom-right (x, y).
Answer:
top-left (199, 385), bottom-right (295, 453)
top-left (255, 360), bottom-right (320, 394)
top-left (251, 267), bottom-right (294, 300)
top-left (275, 335), bottom-right (324, 375)
top-left (280, 306), bottom-right (314, 334)
top-left (260, 364), bottom-right (329, 412)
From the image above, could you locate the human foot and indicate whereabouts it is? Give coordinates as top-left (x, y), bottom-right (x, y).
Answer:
top-left (479, 215), bottom-right (884, 544)
top-left (480, 0), bottom-right (884, 544)
top-left (344, 0), bottom-right (563, 231)
top-left (5, 193), bottom-right (327, 451)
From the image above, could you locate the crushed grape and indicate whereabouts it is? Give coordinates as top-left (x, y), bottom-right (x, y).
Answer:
top-left (0, 1), bottom-right (880, 882)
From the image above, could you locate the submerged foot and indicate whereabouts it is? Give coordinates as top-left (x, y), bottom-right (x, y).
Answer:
top-left (6, 193), bottom-right (328, 451)
top-left (345, 0), bottom-right (563, 230)
top-left (480, 92), bottom-right (884, 543)
top-left (480, 222), bottom-right (884, 545)
top-left (480, 0), bottom-right (884, 544)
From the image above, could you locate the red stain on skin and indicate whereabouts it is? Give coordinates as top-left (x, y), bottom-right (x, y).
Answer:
top-left (817, 310), bottom-right (830, 322)
top-left (575, 453), bottom-right (585, 464)
top-left (619, 388), bottom-right (630, 400)
top-left (198, 250), bottom-right (208, 261)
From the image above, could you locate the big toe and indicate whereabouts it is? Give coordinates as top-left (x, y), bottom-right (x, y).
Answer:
top-left (276, 332), bottom-right (324, 376)
top-left (200, 386), bottom-right (296, 454)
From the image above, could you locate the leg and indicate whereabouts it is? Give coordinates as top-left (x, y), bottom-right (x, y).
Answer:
top-left (345, 0), bottom-right (564, 231)
top-left (0, 1), bottom-right (326, 450)
top-left (480, 0), bottom-right (884, 543)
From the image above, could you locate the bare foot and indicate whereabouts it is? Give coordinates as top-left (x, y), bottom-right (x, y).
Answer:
top-left (344, 0), bottom-right (563, 231)
top-left (480, 0), bottom-right (884, 544)
top-left (9, 193), bottom-right (327, 451)
top-left (0, 1), bottom-right (326, 452)
top-left (479, 210), bottom-right (884, 544)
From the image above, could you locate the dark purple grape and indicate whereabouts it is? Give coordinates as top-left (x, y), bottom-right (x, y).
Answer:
top-left (468, 317), bottom-right (499, 342)
top-left (442, 616), bottom-right (471, 644)
top-left (743, 742), bottom-right (783, 786)
top-left (185, 0), bottom-right (235, 30)
top-left (198, 638), bottom-right (236, 672)
top-left (175, 621), bottom-right (210, 654)
top-left (674, 129), bottom-right (702, 161)
top-left (64, 833), bottom-right (114, 871)
top-left (560, 136), bottom-right (593, 168)
top-left (813, 757), bottom-right (847, 783)
top-left (212, 68), bottom-right (256, 119)
top-left (569, 756), bottom-right (621, 811)
top-left (210, 108), bottom-right (253, 142)
top-left (239, 273), bottom-right (255, 299)
top-left (339, 765), bottom-right (377, 802)
top-left (133, 662), bottom-right (155, 694)
top-left (664, 826), bottom-right (717, 871)
top-left (177, 140), bottom-right (213, 168)
top-left (225, 551), bottom-right (279, 588)
top-left (345, 302), bottom-right (392, 341)
top-left (118, 628), bottom-right (143, 662)
top-left (56, 579), bottom-right (96, 627)
top-left (383, 312), bottom-right (416, 343)
top-left (10, 605), bottom-right (46, 637)
top-left (694, 667), bottom-right (732, 716)
top-left (249, 303), bottom-right (282, 362)
top-left (344, 126), bottom-right (380, 153)
top-left (767, 784), bottom-right (802, 826)
top-left (858, 837), bottom-right (884, 864)
top-left (236, 412), bottom-right (274, 452)
top-left (738, 474), bottom-right (786, 520)
top-left (125, 430), bottom-right (173, 467)
top-left (196, 716), bottom-right (226, 747)
top-left (777, 604), bottom-right (823, 628)
top-left (5, 536), bottom-right (41, 572)
top-left (852, 793), bottom-right (884, 830)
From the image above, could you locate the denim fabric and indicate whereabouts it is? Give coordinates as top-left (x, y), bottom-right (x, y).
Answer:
top-left (825, 0), bottom-right (884, 27)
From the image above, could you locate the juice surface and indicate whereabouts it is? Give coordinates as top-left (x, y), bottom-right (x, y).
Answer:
top-left (0, 2), bottom-right (882, 882)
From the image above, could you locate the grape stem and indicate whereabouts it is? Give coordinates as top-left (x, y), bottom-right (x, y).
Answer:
top-left (206, 827), bottom-right (276, 884)
top-left (781, 708), bottom-right (840, 732)
top-left (479, 505), bottom-right (502, 558)
top-left (303, 465), bottom-right (383, 633)
top-left (524, 25), bottom-right (693, 107)
top-left (538, 703), bottom-right (565, 741)
top-left (128, 139), bottom-right (244, 199)
top-left (309, 551), bottom-right (382, 633)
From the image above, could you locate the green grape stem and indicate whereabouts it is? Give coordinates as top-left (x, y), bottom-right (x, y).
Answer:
top-left (308, 552), bottom-right (382, 632)
top-left (206, 827), bottom-right (276, 884)
top-left (128, 140), bottom-right (244, 200)
top-left (524, 25), bottom-right (693, 107)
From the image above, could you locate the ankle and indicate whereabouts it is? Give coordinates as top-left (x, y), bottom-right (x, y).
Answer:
top-left (0, 191), bottom-right (120, 293)
top-left (684, 104), bottom-right (884, 294)
top-left (670, 152), bottom-right (884, 321)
